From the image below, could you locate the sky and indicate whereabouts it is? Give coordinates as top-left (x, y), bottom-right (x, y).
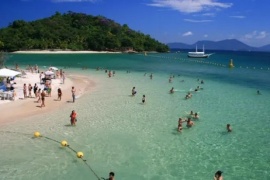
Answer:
top-left (0, 0), bottom-right (269, 47)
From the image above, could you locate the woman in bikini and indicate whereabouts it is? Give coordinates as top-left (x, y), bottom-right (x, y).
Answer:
top-left (41, 90), bottom-right (45, 108)
top-left (70, 110), bottom-right (77, 126)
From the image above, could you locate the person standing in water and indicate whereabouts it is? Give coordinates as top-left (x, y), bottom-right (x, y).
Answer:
top-left (170, 87), bottom-right (174, 94)
top-left (227, 124), bottom-right (232, 132)
top-left (132, 87), bottom-right (137, 96)
top-left (142, 95), bottom-right (146, 104)
top-left (70, 110), bottom-right (77, 126)
top-left (71, 86), bottom-right (76, 103)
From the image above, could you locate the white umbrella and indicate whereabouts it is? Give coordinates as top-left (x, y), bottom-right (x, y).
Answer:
top-left (44, 71), bottom-right (54, 75)
top-left (0, 68), bottom-right (21, 77)
top-left (49, 66), bottom-right (58, 71)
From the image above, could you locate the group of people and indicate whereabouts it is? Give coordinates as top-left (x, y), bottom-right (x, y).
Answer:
top-left (177, 111), bottom-right (198, 132)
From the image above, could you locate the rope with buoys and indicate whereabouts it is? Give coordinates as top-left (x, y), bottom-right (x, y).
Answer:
top-left (140, 54), bottom-right (270, 72)
top-left (33, 132), bottom-right (101, 180)
top-left (0, 131), bottom-right (101, 180)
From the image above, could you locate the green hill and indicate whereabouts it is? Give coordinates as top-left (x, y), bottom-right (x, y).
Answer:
top-left (0, 11), bottom-right (169, 52)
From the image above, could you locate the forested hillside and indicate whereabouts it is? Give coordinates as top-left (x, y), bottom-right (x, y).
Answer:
top-left (0, 11), bottom-right (169, 52)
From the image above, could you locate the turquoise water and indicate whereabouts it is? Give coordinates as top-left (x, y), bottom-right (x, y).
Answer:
top-left (1, 52), bottom-right (270, 179)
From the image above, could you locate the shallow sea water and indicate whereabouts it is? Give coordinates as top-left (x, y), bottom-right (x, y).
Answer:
top-left (1, 52), bottom-right (270, 179)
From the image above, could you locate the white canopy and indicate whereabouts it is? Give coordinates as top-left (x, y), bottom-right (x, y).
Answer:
top-left (0, 68), bottom-right (21, 77)
top-left (44, 71), bottom-right (54, 75)
top-left (49, 66), bottom-right (58, 71)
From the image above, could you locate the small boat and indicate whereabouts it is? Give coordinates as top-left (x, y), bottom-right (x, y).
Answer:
top-left (187, 45), bottom-right (212, 58)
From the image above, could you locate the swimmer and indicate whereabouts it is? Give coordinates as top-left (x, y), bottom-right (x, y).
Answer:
top-left (186, 118), bottom-right (194, 128)
top-left (169, 76), bottom-right (172, 83)
top-left (257, 90), bottom-right (261, 95)
top-left (150, 73), bottom-right (153, 79)
top-left (193, 112), bottom-right (199, 119)
top-left (214, 170), bottom-right (223, 180)
top-left (227, 124), bottom-right (232, 132)
top-left (201, 80), bottom-right (204, 84)
top-left (102, 172), bottom-right (115, 180)
top-left (190, 111), bottom-right (194, 116)
top-left (185, 92), bottom-right (192, 99)
top-left (170, 87), bottom-right (174, 94)
top-left (142, 95), bottom-right (146, 104)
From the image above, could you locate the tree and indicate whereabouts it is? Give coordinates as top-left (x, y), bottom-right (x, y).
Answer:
top-left (0, 12), bottom-right (169, 52)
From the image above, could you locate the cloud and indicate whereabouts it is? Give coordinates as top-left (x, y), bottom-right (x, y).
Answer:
top-left (182, 31), bottom-right (193, 36)
top-left (147, 0), bottom-right (233, 13)
top-left (202, 13), bottom-right (215, 17)
top-left (52, 0), bottom-right (97, 2)
top-left (244, 31), bottom-right (267, 39)
top-left (230, 15), bottom-right (245, 19)
top-left (184, 19), bottom-right (212, 23)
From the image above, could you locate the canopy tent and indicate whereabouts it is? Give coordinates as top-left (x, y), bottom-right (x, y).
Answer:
top-left (44, 71), bottom-right (54, 75)
top-left (49, 66), bottom-right (58, 71)
top-left (0, 68), bottom-right (21, 77)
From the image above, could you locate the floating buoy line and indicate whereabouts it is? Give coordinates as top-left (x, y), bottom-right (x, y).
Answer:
top-left (1, 131), bottom-right (101, 180)
top-left (137, 54), bottom-right (270, 72)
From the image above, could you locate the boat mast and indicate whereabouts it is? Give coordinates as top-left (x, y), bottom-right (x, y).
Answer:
top-left (196, 45), bottom-right (197, 52)
top-left (203, 45), bottom-right (204, 53)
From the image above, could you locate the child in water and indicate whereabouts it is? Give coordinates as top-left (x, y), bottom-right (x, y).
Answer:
top-left (142, 95), bottom-right (146, 104)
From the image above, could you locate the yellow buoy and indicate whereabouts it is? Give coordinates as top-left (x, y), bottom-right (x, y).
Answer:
top-left (229, 59), bottom-right (234, 68)
top-left (34, 131), bottom-right (41, 138)
top-left (61, 140), bottom-right (68, 147)
top-left (77, 152), bottom-right (84, 158)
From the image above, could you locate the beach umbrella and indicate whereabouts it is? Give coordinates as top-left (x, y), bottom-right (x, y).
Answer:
top-left (0, 68), bottom-right (21, 77)
top-left (44, 71), bottom-right (54, 75)
top-left (49, 66), bottom-right (58, 71)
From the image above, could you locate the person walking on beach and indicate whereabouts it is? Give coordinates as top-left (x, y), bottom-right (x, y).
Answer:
top-left (33, 83), bottom-right (38, 98)
top-left (71, 86), bottom-right (76, 103)
top-left (37, 89), bottom-right (41, 103)
top-left (28, 84), bottom-right (32, 98)
top-left (62, 72), bottom-right (65, 84)
top-left (70, 110), bottom-right (77, 126)
top-left (41, 90), bottom-right (46, 108)
top-left (23, 83), bottom-right (27, 99)
top-left (142, 95), bottom-right (146, 104)
top-left (57, 88), bottom-right (62, 101)
top-left (39, 72), bottom-right (43, 84)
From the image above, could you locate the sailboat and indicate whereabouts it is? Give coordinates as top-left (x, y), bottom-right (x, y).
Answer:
top-left (187, 45), bottom-right (212, 58)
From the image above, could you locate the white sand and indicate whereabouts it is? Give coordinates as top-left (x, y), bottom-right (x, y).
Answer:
top-left (12, 50), bottom-right (122, 54)
top-left (0, 72), bottom-right (64, 104)
top-left (0, 71), bottom-right (96, 126)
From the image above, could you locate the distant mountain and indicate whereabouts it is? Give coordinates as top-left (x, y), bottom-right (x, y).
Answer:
top-left (258, 44), bottom-right (270, 52)
top-left (167, 39), bottom-right (270, 52)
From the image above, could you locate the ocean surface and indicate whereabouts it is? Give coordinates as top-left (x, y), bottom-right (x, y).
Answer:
top-left (1, 51), bottom-right (270, 180)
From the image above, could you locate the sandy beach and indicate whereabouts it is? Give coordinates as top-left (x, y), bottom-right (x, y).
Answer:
top-left (0, 71), bottom-right (96, 126)
top-left (12, 50), bottom-right (122, 54)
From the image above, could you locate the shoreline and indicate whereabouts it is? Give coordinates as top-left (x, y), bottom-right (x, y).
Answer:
top-left (0, 73), bottom-right (97, 126)
top-left (11, 50), bottom-right (122, 54)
